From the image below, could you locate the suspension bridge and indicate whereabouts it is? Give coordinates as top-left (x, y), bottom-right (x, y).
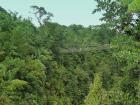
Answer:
top-left (59, 44), bottom-right (111, 53)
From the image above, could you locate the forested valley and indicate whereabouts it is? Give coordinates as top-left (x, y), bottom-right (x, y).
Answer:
top-left (0, 0), bottom-right (140, 105)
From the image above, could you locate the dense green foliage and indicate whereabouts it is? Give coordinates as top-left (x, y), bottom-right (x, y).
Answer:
top-left (84, 0), bottom-right (140, 105)
top-left (0, 0), bottom-right (140, 105)
top-left (125, 0), bottom-right (140, 12)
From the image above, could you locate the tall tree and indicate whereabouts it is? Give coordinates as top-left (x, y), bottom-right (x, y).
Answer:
top-left (93, 0), bottom-right (133, 33)
top-left (31, 5), bottom-right (53, 25)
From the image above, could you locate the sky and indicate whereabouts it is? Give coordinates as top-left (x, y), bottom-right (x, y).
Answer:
top-left (0, 0), bottom-right (103, 27)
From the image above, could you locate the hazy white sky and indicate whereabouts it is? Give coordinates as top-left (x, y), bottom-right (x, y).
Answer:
top-left (0, 0), bottom-right (103, 26)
